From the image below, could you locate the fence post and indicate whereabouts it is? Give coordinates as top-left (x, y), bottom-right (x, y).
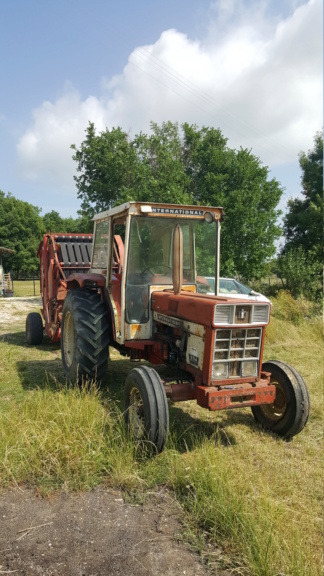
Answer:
top-left (33, 272), bottom-right (35, 296)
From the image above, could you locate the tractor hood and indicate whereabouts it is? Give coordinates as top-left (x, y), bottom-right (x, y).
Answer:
top-left (151, 289), bottom-right (271, 329)
top-left (152, 290), bottom-right (216, 328)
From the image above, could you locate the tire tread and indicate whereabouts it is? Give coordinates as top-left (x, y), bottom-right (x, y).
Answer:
top-left (61, 290), bottom-right (109, 384)
top-left (26, 312), bottom-right (43, 345)
top-left (124, 366), bottom-right (169, 453)
top-left (252, 360), bottom-right (310, 438)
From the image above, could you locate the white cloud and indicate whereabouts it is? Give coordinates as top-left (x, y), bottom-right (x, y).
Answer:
top-left (17, 0), bottom-right (322, 194)
top-left (17, 85), bottom-right (110, 187)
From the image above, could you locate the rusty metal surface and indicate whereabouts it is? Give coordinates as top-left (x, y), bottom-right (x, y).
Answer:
top-left (38, 233), bottom-right (94, 341)
top-left (164, 381), bottom-right (196, 402)
top-left (66, 272), bottom-right (106, 288)
top-left (152, 291), bottom-right (217, 328)
top-left (196, 381), bottom-right (276, 411)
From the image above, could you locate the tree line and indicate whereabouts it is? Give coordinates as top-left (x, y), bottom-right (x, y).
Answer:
top-left (277, 131), bottom-right (323, 300)
top-left (0, 193), bottom-right (91, 278)
top-left (0, 122), bottom-right (322, 299)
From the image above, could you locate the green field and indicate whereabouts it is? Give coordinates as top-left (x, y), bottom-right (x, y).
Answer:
top-left (0, 293), bottom-right (322, 575)
top-left (11, 279), bottom-right (41, 297)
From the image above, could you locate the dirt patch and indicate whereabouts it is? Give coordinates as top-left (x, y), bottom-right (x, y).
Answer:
top-left (0, 487), bottom-right (216, 576)
top-left (0, 297), bottom-right (42, 333)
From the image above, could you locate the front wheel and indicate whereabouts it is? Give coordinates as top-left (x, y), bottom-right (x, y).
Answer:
top-left (124, 366), bottom-right (169, 453)
top-left (252, 360), bottom-right (310, 438)
top-left (61, 290), bottom-right (109, 385)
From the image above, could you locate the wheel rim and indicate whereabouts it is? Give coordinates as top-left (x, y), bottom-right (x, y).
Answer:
top-left (63, 310), bottom-right (74, 368)
top-left (260, 380), bottom-right (287, 421)
top-left (128, 387), bottom-right (145, 438)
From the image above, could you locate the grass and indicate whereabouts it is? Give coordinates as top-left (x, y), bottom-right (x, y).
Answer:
top-left (12, 279), bottom-right (41, 297)
top-left (0, 295), bottom-right (322, 575)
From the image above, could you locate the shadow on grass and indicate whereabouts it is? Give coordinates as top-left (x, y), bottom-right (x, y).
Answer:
top-left (15, 352), bottom-right (258, 453)
top-left (166, 400), bottom-right (262, 452)
top-left (17, 359), bottom-right (65, 391)
top-left (0, 330), bottom-right (60, 353)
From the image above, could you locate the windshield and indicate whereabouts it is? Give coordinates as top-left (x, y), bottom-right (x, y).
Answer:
top-left (219, 279), bottom-right (252, 295)
top-left (233, 280), bottom-right (252, 295)
top-left (126, 216), bottom-right (217, 323)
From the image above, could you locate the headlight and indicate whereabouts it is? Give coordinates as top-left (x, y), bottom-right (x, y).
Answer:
top-left (212, 362), bottom-right (228, 379)
top-left (204, 211), bottom-right (215, 223)
top-left (241, 361), bottom-right (258, 377)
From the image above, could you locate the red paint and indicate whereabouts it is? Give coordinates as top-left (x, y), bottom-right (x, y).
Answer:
top-left (196, 380), bottom-right (276, 411)
top-left (37, 233), bottom-right (93, 341)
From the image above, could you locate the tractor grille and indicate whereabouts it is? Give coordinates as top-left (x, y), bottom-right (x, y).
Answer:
top-left (252, 305), bottom-right (269, 324)
top-left (212, 328), bottom-right (262, 379)
top-left (214, 303), bottom-right (269, 326)
top-left (214, 305), bottom-right (232, 324)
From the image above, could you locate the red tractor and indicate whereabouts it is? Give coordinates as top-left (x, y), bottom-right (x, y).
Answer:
top-left (26, 202), bottom-right (310, 452)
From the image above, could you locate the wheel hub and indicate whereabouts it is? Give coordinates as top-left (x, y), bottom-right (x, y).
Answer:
top-left (260, 381), bottom-right (286, 421)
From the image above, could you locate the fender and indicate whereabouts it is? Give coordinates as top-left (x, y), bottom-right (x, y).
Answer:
top-left (66, 272), bottom-right (106, 290)
top-left (66, 272), bottom-right (116, 341)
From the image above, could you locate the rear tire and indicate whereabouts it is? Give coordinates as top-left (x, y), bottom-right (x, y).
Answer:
top-left (124, 366), bottom-right (169, 453)
top-left (26, 312), bottom-right (43, 345)
top-left (252, 360), bottom-right (310, 438)
top-left (61, 290), bottom-right (109, 385)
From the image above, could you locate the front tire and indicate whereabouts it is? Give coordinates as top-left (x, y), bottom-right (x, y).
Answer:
top-left (61, 290), bottom-right (109, 385)
top-left (252, 360), bottom-right (310, 438)
top-left (124, 366), bottom-right (169, 453)
top-left (26, 312), bottom-right (43, 345)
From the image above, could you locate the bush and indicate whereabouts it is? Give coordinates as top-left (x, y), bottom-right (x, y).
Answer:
top-left (271, 290), bottom-right (321, 324)
top-left (277, 247), bottom-right (322, 301)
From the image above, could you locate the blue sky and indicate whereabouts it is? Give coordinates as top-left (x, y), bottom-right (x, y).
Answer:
top-left (0, 0), bottom-right (322, 220)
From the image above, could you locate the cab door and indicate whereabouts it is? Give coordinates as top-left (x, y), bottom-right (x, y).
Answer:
top-left (107, 216), bottom-right (127, 344)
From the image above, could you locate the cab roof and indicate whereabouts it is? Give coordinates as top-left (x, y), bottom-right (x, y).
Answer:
top-left (93, 201), bottom-right (224, 221)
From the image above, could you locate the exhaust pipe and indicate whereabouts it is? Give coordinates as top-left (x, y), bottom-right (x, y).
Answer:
top-left (172, 224), bottom-right (183, 294)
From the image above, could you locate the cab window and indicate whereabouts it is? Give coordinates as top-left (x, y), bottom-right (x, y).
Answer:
top-left (92, 219), bottom-right (110, 274)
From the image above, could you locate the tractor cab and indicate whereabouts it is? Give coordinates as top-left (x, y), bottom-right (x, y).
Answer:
top-left (90, 202), bottom-right (223, 345)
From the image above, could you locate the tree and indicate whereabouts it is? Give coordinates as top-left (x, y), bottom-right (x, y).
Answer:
top-left (280, 131), bottom-right (323, 300)
top-left (283, 131), bottom-right (323, 261)
top-left (0, 194), bottom-right (92, 279)
top-left (71, 121), bottom-right (191, 215)
top-left (0, 191), bottom-right (44, 277)
top-left (71, 123), bottom-right (140, 218)
top-left (182, 124), bottom-right (282, 278)
top-left (277, 246), bottom-right (321, 300)
top-left (131, 121), bottom-right (191, 205)
top-left (43, 210), bottom-right (66, 233)
top-left (43, 210), bottom-right (92, 234)
top-left (72, 122), bottom-right (283, 279)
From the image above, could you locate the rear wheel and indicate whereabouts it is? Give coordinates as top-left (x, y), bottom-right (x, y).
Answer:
top-left (252, 360), bottom-right (310, 438)
top-left (26, 312), bottom-right (43, 345)
top-left (61, 290), bottom-right (109, 385)
top-left (124, 366), bottom-right (169, 453)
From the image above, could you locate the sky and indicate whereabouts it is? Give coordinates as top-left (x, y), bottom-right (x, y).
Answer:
top-left (0, 0), bottom-right (322, 219)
